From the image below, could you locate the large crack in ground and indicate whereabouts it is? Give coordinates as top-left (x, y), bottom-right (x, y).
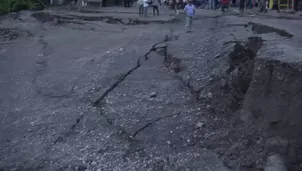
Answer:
top-left (227, 22), bottom-right (293, 38)
top-left (132, 113), bottom-right (179, 138)
top-left (52, 33), bottom-right (179, 144)
top-left (31, 11), bottom-right (181, 25)
top-left (3, 11), bottom-right (302, 170)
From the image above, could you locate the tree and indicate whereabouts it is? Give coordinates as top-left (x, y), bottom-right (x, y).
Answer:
top-left (0, 0), bottom-right (46, 14)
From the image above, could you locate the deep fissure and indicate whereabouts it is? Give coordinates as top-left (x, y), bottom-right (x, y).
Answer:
top-left (52, 35), bottom-right (176, 145)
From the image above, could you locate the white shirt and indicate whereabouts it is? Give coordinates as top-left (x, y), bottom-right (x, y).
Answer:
top-left (143, 0), bottom-right (149, 7)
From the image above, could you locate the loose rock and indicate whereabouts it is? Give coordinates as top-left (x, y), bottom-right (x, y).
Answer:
top-left (196, 122), bottom-right (204, 128)
top-left (150, 92), bottom-right (157, 98)
top-left (207, 92), bottom-right (213, 99)
top-left (264, 154), bottom-right (287, 171)
top-left (221, 79), bottom-right (227, 88)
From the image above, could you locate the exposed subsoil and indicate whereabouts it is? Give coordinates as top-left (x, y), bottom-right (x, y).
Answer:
top-left (1, 8), bottom-right (302, 171)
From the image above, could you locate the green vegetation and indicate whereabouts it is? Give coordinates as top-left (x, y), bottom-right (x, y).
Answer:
top-left (0, 0), bottom-right (45, 15)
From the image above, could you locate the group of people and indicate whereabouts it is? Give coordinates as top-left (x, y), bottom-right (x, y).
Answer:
top-left (207, 0), bottom-right (269, 12)
top-left (137, 0), bottom-right (161, 16)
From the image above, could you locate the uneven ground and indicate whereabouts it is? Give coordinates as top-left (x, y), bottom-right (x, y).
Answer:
top-left (1, 7), bottom-right (302, 171)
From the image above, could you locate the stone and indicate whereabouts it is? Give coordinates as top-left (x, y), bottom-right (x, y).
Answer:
top-left (196, 122), bottom-right (204, 128)
top-left (150, 92), bottom-right (157, 98)
top-left (264, 154), bottom-right (287, 171)
top-left (207, 92), bottom-right (213, 99)
top-left (240, 109), bottom-right (254, 123)
top-left (170, 57), bottom-right (181, 73)
top-left (230, 68), bottom-right (239, 77)
top-left (121, 18), bottom-right (130, 24)
top-left (221, 79), bottom-right (227, 88)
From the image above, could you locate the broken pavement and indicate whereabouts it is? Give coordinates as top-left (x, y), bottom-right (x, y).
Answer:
top-left (1, 7), bottom-right (302, 171)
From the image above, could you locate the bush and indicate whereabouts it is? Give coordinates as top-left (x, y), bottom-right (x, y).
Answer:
top-left (0, 0), bottom-right (45, 15)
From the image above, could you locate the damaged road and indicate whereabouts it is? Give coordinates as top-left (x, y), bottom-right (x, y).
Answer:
top-left (1, 8), bottom-right (302, 171)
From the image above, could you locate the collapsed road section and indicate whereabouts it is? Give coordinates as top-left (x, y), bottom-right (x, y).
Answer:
top-left (1, 8), bottom-right (302, 171)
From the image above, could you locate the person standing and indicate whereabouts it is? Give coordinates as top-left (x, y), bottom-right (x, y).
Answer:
top-left (210, 0), bottom-right (216, 9)
top-left (231, 0), bottom-right (236, 7)
top-left (124, 0), bottom-right (131, 7)
top-left (259, 0), bottom-right (267, 12)
top-left (221, 0), bottom-right (229, 12)
top-left (143, 0), bottom-right (149, 16)
top-left (184, 0), bottom-right (195, 32)
top-left (138, 0), bottom-right (144, 16)
top-left (246, 0), bottom-right (253, 8)
top-left (81, 0), bottom-right (88, 7)
top-left (239, 0), bottom-right (245, 12)
top-left (152, 0), bottom-right (160, 15)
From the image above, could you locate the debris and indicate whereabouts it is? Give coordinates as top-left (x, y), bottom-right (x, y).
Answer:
top-left (196, 122), bottom-right (204, 128)
top-left (214, 54), bottom-right (220, 58)
top-left (230, 68), bottom-right (239, 77)
top-left (264, 154), bottom-right (287, 171)
top-left (221, 79), bottom-right (227, 88)
top-left (150, 92), bottom-right (157, 98)
top-left (207, 92), bottom-right (213, 99)
top-left (166, 141), bottom-right (171, 145)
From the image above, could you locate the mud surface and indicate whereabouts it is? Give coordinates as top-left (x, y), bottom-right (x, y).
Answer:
top-left (1, 8), bottom-right (302, 171)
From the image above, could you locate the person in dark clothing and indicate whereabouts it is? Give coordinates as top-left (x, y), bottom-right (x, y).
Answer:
top-left (294, 0), bottom-right (299, 11)
top-left (239, 0), bottom-right (245, 11)
top-left (124, 0), bottom-right (130, 7)
top-left (272, 0), bottom-right (280, 12)
top-left (246, 0), bottom-right (253, 8)
top-left (152, 0), bottom-right (160, 15)
top-left (259, 0), bottom-right (267, 12)
top-left (221, 0), bottom-right (229, 12)
top-left (102, 0), bottom-right (107, 7)
top-left (232, 0), bottom-right (236, 6)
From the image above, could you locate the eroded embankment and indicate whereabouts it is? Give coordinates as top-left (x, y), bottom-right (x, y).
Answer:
top-left (153, 21), bottom-right (302, 170)
top-left (210, 26), bottom-right (302, 170)
top-left (241, 49), bottom-right (302, 138)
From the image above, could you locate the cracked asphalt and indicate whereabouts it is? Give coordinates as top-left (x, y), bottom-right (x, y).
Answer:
top-left (1, 7), bottom-right (302, 171)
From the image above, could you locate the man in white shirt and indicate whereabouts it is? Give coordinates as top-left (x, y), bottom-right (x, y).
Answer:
top-left (143, 0), bottom-right (150, 16)
top-left (138, 0), bottom-right (144, 16)
top-left (184, 0), bottom-right (195, 32)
